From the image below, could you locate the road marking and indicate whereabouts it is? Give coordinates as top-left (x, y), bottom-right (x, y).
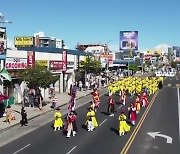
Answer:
top-left (13, 144), bottom-right (31, 154)
top-left (167, 84), bottom-right (171, 87)
top-left (99, 119), bottom-right (107, 126)
top-left (120, 91), bottom-right (159, 154)
top-left (177, 87), bottom-right (180, 141)
top-left (67, 146), bottom-right (76, 154)
top-left (118, 105), bottom-right (123, 109)
top-left (147, 132), bottom-right (172, 144)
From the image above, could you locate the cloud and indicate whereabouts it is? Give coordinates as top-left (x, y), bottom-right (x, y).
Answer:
top-left (155, 44), bottom-right (170, 53)
top-left (34, 31), bottom-right (45, 37)
top-left (7, 38), bottom-right (16, 49)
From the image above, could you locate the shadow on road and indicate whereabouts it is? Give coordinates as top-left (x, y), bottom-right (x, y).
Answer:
top-left (110, 127), bottom-right (119, 135)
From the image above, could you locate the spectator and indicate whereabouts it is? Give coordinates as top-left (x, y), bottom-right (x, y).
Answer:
top-left (79, 81), bottom-right (83, 91)
top-left (29, 89), bottom-right (35, 108)
top-left (6, 105), bottom-right (13, 124)
top-left (20, 107), bottom-right (28, 126)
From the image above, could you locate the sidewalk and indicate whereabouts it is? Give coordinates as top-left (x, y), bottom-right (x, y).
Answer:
top-left (0, 87), bottom-right (103, 131)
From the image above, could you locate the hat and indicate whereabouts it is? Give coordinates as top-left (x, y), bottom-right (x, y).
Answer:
top-left (121, 110), bottom-right (125, 113)
top-left (55, 107), bottom-right (60, 110)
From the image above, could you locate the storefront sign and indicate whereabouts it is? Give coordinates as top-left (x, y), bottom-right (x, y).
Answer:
top-left (49, 60), bottom-right (63, 69)
top-left (27, 51), bottom-right (35, 68)
top-left (14, 36), bottom-right (34, 47)
top-left (62, 50), bottom-right (67, 71)
top-left (36, 60), bottom-right (48, 67)
top-left (5, 58), bottom-right (27, 70)
top-left (100, 54), bottom-right (113, 66)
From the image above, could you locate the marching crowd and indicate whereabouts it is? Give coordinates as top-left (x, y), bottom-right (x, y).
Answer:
top-left (52, 75), bottom-right (164, 138)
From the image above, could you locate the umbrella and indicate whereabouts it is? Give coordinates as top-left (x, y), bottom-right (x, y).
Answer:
top-left (0, 94), bottom-right (9, 101)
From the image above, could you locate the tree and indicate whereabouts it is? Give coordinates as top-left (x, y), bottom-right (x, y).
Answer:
top-left (80, 57), bottom-right (101, 74)
top-left (170, 61), bottom-right (177, 68)
top-left (20, 65), bottom-right (59, 89)
top-left (129, 64), bottom-right (138, 74)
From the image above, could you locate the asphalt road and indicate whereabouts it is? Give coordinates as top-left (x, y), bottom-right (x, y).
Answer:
top-left (0, 74), bottom-right (179, 154)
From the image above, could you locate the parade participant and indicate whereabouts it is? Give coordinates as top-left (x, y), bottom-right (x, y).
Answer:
top-left (120, 92), bottom-right (127, 105)
top-left (51, 94), bottom-right (57, 109)
top-left (68, 93), bottom-right (76, 111)
top-left (53, 107), bottom-right (64, 131)
top-left (90, 100), bottom-right (96, 112)
top-left (85, 107), bottom-right (98, 131)
top-left (93, 89), bottom-right (100, 110)
top-left (66, 111), bottom-right (77, 138)
top-left (128, 102), bottom-right (137, 126)
top-left (135, 95), bottom-right (141, 114)
top-left (108, 97), bottom-right (116, 116)
top-left (118, 110), bottom-right (131, 136)
top-left (141, 92), bottom-right (149, 107)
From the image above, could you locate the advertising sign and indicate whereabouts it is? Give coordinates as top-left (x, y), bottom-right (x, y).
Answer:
top-left (100, 54), bottom-right (113, 66)
top-left (27, 51), bottom-right (35, 68)
top-left (14, 36), bottom-right (34, 47)
top-left (36, 60), bottom-right (48, 67)
top-left (120, 31), bottom-right (138, 50)
top-left (5, 58), bottom-right (27, 70)
top-left (49, 60), bottom-right (63, 69)
top-left (62, 50), bottom-right (67, 71)
top-left (0, 27), bottom-right (7, 59)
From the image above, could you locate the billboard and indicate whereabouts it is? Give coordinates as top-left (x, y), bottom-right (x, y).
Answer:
top-left (5, 58), bottom-right (27, 70)
top-left (14, 36), bottom-right (34, 47)
top-left (120, 31), bottom-right (138, 50)
top-left (0, 27), bottom-right (7, 59)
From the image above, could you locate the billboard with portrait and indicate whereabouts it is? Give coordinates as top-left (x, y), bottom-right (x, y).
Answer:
top-left (0, 27), bottom-right (7, 59)
top-left (120, 31), bottom-right (138, 50)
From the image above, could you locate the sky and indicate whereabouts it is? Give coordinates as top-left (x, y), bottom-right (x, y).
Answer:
top-left (1, 0), bottom-right (180, 53)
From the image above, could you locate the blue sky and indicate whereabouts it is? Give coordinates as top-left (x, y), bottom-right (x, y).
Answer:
top-left (1, 0), bottom-right (180, 52)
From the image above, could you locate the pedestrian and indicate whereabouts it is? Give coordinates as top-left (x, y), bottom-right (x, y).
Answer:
top-left (108, 97), bottom-right (116, 116)
top-left (20, 107), bottom-right (28, 126)
top-left (66, 111), bottom-right (77, 138)
top-left (6, 105), bottom-right (13, 124)
top-left (85, 107), bottom-right (98, 131)
top-left (29, 89), bottom-right (35, 108)
top-left (53, 107), bottom-right (64, 131)
top-left (79, 81), bottom-right (83, 91)
top-left (51, 94), bottom-right (57, 109)
top-left (118, 110), bottom-right (131, 136)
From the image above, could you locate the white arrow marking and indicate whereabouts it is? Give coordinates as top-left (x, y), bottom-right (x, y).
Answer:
top-left (147, 132), bottom-right (172, 144)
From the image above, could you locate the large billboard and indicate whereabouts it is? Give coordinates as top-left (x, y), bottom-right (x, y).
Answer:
top-left (0, 27), bottom-right (7, 59)
top-left (14, 36), bottom-right (34, 47)
top-left (120, 31), bottom-right (138, 50)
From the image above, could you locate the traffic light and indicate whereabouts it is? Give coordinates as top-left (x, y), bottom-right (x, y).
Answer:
top-left (62, 40), bottom-right (65, 48)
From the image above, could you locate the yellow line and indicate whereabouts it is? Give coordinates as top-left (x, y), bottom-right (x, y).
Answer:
top-left (120, 91), bottom-right (159, 154)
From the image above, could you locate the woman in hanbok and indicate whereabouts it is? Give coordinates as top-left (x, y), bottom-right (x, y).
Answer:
top-left (128, 102), bottom-right (137, 126)
top-left (53, 107), bottom-right (64, 131)
top-left (66, 111), bottom-right (77, 138)
top-left (85, 107), bottom-right (98, 131)
top-left (118, 110), bottom-right (131, 136)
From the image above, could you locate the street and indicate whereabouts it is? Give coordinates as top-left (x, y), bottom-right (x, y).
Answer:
top-left (0, 74), bottom-right (179, 154)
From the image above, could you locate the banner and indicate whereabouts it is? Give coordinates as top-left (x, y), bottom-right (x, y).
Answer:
top-left (5, 58), bottom-right (27, 70)
top-left (14, 84), bottom-right (23, 98)
top-left (0, 68), bottom-right (12, 81)
top-left (62, 50), bottom-right (67, 71)
top-left (27, 51), bottom-right (35, 68)
top-left (49, 60), bottom-right (63, 69)
top-left (14, 36), bottom-right (34, 47)
top-left (120, 31), bottom-right (138, 50)
top-left (0, 27), bottom-right (7, 59)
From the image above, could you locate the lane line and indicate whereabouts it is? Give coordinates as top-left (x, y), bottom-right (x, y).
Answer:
top-left (120, 91), bottom-right (159, 154)
top-left (67, 146), bottom-right (76, 154)
top-left (13, 144), bottom-right (31, 154)
top-left (177, 87), bottom-right (180, 141)
top-left (118, 105), bottom-right (123, 109)
top-left (99, 119), bottom-right (107, 126)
